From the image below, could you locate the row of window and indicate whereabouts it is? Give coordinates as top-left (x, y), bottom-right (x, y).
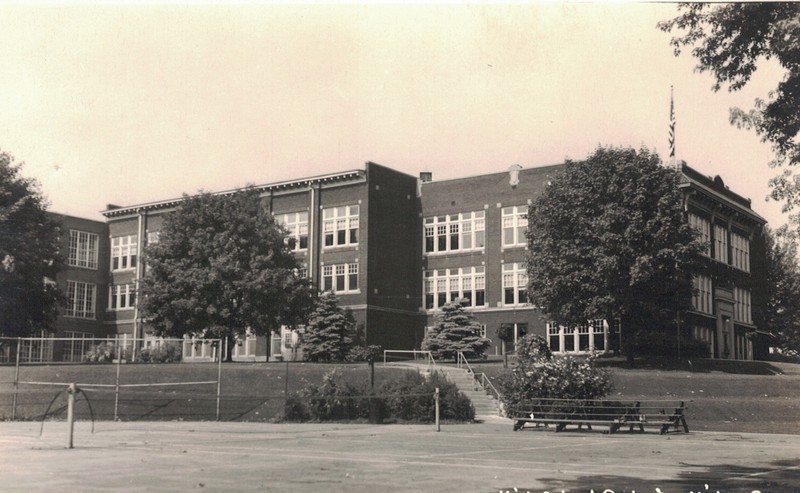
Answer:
top-left (68, 230), bottom-right (99, 270)
top-left (423, 206), bottom-right (529, 255)
top-left (424, 266), bottom-right (486, 310)
top-left (64, 281), bottom-right (137, 318)
top-left (691, 274), bottom-right (752, 324)
top-left (322, 262), bottom-right (359, 293)
top-left (687, 213), bottom-right (750, 272)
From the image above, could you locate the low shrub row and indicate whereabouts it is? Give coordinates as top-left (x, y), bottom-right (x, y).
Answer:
top-left (284, 369), bottom-right (474, 423)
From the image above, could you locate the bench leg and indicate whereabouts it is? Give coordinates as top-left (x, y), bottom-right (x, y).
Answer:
top-left (513, 420), bottom-right (524, 431)
top-left (681, 416), bottom-right (689, 433)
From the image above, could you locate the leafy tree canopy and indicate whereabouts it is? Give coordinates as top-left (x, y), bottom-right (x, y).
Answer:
top-left (659, 3), bottom-right (800, 224)
top-left (0, 151), bottom-right (62, 337)
top-left (421, 298), bottom-right (490, 362)
top-left (301, 291), bottom-right (354, 363)
top-left (526, 146), bottom-right (704, 355)
top-left (139, 187), bottom-right (314, 358)
top-left (752, 225), bottom-right (800, 355)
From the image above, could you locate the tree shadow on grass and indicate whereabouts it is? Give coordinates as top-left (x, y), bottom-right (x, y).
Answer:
top-left (500, 459), bottom-right (800, 493)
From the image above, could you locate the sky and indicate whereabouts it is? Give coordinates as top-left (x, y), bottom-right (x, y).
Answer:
top-left (0, 3), bottom-right (790, 227)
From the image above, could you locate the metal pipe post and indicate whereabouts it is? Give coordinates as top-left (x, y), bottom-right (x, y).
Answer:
top-left (114, 353), bottom-right (121, 420)
top-left (67, 383), bottom-right (76, 449)
top-left (434, 387), bottom-right (440, 432)
top-left (215, 340), bottom-right (223, 421)
top-left (11, 339), bottom-right (21, 420)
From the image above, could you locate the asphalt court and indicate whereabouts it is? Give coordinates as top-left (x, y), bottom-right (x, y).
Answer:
top-left (1, 419), bottom-right (799, 492)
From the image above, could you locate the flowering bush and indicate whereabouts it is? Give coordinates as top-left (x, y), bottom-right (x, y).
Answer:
top-left (497, 335), bottom-right (612, 416)
top-left (139, 342), bottom-right (183, 363)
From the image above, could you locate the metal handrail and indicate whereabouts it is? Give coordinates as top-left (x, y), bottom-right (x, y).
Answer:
top-left (456, 351), bottom-right (502, 401)
top-left (383, 350), bottom-right (439, 373)
top-left (478, 372), bottom-right (502, 402)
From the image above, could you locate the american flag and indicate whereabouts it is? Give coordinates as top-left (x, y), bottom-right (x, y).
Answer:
top-left (669, 86), bottom-right (676, 160)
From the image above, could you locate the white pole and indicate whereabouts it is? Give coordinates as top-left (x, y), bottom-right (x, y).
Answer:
top-left (11, 339), bottom-right (21, 420)
top-left (114, 352), bottom-right (121, 420)
top-left (434, 387), bottom-right (440, 432)
top-left (67, 383), bottom-right (76, 449)
top-left (216, 340), bottom-right (223, 421)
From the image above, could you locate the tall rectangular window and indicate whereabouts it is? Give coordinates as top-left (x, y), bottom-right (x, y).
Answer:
top-left (109, 283), bottom-right (135, 310)
top-left (734, 287), bottom-right (752, 324)
top-left (502, 263), bottom-right (528, 306)
top-left (692, 275), bottom-right (713, 315)
top-left (275, 211), bottom-right (309, 251)
top-left (62, 331), bottom-right (92, 362)
top-left (322, 205), bottom-right (359, 248)
top-left (423, 266), bottom-right (486, 310)
top-left (501, 206), bottom-right (527, 248)
top-left (69, 230), bottom-right (99, 269)
top-left (731, 232), bottom-right (750, 272)
top-left (111, 235), bottom-right (138, 271)
top-left (688, 213), bottom-right (711, 256)
top-left (322, 262), bottom-right (358, 293)
top-left (423, 211), bottom-right (485, 254)
top-left (714, 225), bottom-right (728, 264)
top-left (65, 281), bottom-right (96, 319)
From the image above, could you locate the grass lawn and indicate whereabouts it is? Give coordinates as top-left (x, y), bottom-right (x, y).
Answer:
top-left (2, 359), bottom-right (800, 434)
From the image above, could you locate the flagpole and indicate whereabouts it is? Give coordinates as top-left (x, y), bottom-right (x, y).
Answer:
top-left (669, 85), bottom-right (677, 169)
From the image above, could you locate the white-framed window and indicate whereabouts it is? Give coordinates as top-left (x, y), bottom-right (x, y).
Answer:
top-left (423, 211), bottom-right (485, 254)
top-left (109, 283), bottom-right (136, 310)
top-left (692, 275), bottom-right (713, 315)
top-left (65, 281), bottom-right (96, 319)
top-left (111, 235), bottom-right (138, 271)
top-left (63, 331), bottom-right (93, 362)
top-left (424, 266), bottom-right (485, 310)
top-left (688, 213), bottom-right (711, 256)
top-left (147, 231), bottom-right (160, 245)
top-left (713, 225), bottom-right (728, 264)
top-left (275, 211), bottom-right (309, 251)
top-left (322, 262), bottom-right (358, 293)
top-left (734, 287), bottom-right (752, 324)
top-left (502, 263), bottom-right (528, 306)
top-left (731, 232), bottom-right (750, 272)
top-left (547, 320), bottom-right (606, 353)
top-left (68, 230), bottom-right (99, 270)
top-left (323, 205), bottom-right (359, 248)
top-left (502, 205), bottom-right (527, 248)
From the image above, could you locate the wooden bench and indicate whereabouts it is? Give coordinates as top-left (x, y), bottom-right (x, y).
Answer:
top-left (511, 399), bottom-right (689, 435)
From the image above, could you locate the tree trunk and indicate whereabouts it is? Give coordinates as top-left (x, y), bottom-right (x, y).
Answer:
top-left (225, 333), bottom-right (234, 362)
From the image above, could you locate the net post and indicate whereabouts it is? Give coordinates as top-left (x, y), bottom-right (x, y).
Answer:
top-left (215, 339), bottom-right (222, 421)
top-left (114, 350), bottom-right (122, 421)
top-left (12, 338), bottom-right (21, 420)
top-left (435, 387), bottom-right (440, 432)
top-left (67, 383), bottom-right (76, 449)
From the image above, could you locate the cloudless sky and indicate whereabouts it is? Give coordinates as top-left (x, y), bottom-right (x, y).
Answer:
top-left (0, 3), bottom-right (789, 227)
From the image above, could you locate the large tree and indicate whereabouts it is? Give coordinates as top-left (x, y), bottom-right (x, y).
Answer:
top-left (659, 4), bottom-right (800, 225)
top-left (752, 226), bottom-right (800, 356)
top-left (421, 299), bottom-right (490, 362)
top-left (526, 146), bottom-right (705, 360)
top-left (139, 187), bottom-right (314, 361)
top-left (0, 151), bottom-right (62, 338)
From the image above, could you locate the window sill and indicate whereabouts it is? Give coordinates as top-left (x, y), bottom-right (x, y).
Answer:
top-left (423, 249), bottom-right (485, 257)
top-left (106, 308), bottom-right (135, 312)
top-left (63, 315), bottom-right (96, 320)
top-left (67, 265), bottom-right (99, 271)
top-left (322, 244), bottom-right (359, 251)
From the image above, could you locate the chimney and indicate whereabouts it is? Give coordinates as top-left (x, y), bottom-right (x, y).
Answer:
top-left (419, 171), bottom-right (432, 183)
